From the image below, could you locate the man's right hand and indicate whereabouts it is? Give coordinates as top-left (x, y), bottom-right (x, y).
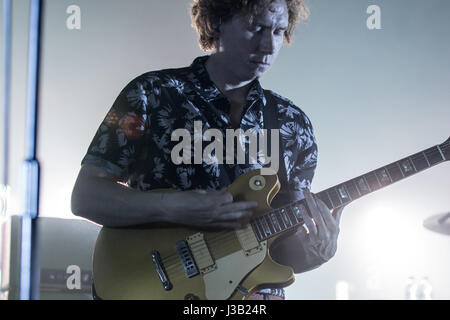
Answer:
top-left (160, 188), bottom-right (258, 230)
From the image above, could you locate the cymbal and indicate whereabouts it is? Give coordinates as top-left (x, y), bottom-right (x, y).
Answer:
top-left (423, 212), bottom-right (450, 235)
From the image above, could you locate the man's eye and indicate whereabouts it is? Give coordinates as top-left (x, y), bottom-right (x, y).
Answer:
top-left (275, 29), bottom-right (286, 36)
top-left (249, 25), bottom-right (262, 32)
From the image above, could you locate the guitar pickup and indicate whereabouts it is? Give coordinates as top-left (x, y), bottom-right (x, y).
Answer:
top-left (176, 240), bottom-right (199, 278)
top-left (186, 233), bottom-right (216, 274)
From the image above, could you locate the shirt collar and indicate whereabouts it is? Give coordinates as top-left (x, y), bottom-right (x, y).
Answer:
top-left (189, 55), bottom-right (267, 106)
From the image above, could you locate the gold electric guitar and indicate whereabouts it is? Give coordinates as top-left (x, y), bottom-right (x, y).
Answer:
top-left (92, 138), bottom-right (449, 300)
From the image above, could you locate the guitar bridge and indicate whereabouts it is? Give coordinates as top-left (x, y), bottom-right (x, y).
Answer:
top-left (151, 250), bottom-right (172, 291)
top-left (176, 240), bottom-right (199, 278)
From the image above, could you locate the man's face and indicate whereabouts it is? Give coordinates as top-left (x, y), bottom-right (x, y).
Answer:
top-left (217, 0), bottom-right (289, 81)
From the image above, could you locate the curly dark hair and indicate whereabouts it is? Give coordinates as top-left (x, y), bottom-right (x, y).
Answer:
top-left (190, 0), bottom-right (309, 51)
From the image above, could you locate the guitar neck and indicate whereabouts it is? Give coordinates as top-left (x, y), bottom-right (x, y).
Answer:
top-left (250, 139), bottom-right (450, 242)
top-left (316, 140), bottom-right (449, 211)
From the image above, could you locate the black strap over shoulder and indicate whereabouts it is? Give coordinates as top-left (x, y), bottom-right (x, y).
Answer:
top-left (262, 91), bottom-right (288, 189)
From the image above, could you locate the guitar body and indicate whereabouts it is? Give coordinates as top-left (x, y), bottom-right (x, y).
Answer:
top-left (93, 169), bottom-right (296, 300)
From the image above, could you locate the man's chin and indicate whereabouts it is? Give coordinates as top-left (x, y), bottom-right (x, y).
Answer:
top-left (251, 70), bottom-right (265, 79)
top-left (234, 64), bottom-right (266, 82)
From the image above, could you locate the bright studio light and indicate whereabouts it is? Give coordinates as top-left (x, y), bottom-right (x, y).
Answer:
top-left (336, 281), bottom-right (350, 300)
top-left (360, 205), bottom-right (416, 255)
top-left (357, 203), bottom-right (426, 273)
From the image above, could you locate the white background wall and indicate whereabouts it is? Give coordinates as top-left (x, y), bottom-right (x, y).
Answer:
top-left (1, 0), bottom-right (449, 299)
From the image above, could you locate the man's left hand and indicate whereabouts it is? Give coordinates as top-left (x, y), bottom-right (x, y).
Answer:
top-left (297, 189), bottom-right (345, 264)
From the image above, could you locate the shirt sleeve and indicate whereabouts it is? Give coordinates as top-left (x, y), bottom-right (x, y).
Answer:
top-left (81, 74), bottom-right (158, 180)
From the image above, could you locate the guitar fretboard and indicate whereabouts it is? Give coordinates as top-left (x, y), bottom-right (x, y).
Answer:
top-left (250, 139), bottom-right (450, 242)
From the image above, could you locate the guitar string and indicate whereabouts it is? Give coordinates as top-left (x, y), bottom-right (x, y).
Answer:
top-left (162, 227), bottom-right (263, 271)
top-left (161, 230), bottom-right (231, 264)
top-left (165, 242), bottom-right (238, 276)
top-left (160, 190), bottom-right (311, 264)
top-left (164, 141), bottom-right (450, 281)
top-left (318, 144), bottom-right (450, 211)
top-left (163, 142), bottom-right (450, 263)
top-left (163, 237), bottom-right (244, 278)
top-left (161, 217), bottom-right (292, 277)
top-left (165, 235), bottom-right (239, 268)
top-left (162, 143), bottom-right (450, 267)
top-left (159, 213), bottom-right (287, 265)
top-left (159, 142), bottom-right (450, 277)
top-left (159, 213), bottom-right (284, 266)
top-left (161, 231), bottom-right (236, 266)
top-left (162, 232), bottom-right (243, 266)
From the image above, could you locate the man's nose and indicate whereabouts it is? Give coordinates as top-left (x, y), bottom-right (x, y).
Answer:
top-left (259, 30), bottom-right (275, 55)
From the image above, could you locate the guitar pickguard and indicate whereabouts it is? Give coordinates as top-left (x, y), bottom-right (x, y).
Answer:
top-left (202, 240), bottom-right (267, 300)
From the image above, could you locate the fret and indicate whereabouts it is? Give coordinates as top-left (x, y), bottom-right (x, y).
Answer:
top-left (276, 210), bottom-right (287, 230)
top-left (327, 188), bottom-right (342, 207)
top-left (251, 221), bottom-right (263, 241)
top-left (441, 142), bottom-right (450, 160)
top-left (312, 141), bottom-right (448, 221)
top-left (277, 211), bottom-right (288, 231)
top-left (279, 208), bottom-right (293, 228)
top-left (260, 217), bottom-right (271, 238)
top-left (345, 180), bottom-right (361, 200)
top-left (326, 191), bottom-right (334, 207)
top-left (395, 162), bottom-right (406, 178)
top-left (365, 171), bottom-right (382, 190)
top-left (264, 215), bottom-right (275, 235)
top-left (324, 192), bottom-right (335, 209)
top-left (375, 168), bottom-right (392, 186)
top-left (336, 184), bottom-right (352, 204)
top-left (411, 152), bottom-right (429, 171)
top-left (255, 218), bottom-right (266, 239)
top-left (292, 203), bottom-right (308, 224)
top-left (256, 219), bottom-right (267, 239)
top-left (401, 157), bottom-right (416, 176)
top-left (422, 151), bottom-right (431, 167)
top-left (355, 176), bottom-right (371, 195)
top-left (291, 206), bottom-right (302, 225)
top-left (288, 205), bottom-right (299, 224)
top-left (290, 204), bottom-right (300, 224)
top-left (437, 145), bottom-right (446, 161)
top-left (374, 170), bottom-right (383, 186)
top-left (256, 221), bottom-right (265, 241)
top-left (316, 192), bottom-right (333, 210)
top-left (386, 163), bottom-right (403, 182)
top-left (270, 212), bottom-right (282, 233)
top-left (425, 147), bottom-right (444, 165)
top-left (363, 175), bottom-right (372, 192)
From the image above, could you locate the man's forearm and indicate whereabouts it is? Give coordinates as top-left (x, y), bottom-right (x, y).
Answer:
top-left (71, 175), bottom-right (167, 227)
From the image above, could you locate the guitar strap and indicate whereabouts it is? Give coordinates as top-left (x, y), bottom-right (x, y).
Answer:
top-left (263, 91), bottom-right (309, 209)
top-left (262, 91), bottom-right (289, 200)
top-left (216, 92), bottom-right (289, 194)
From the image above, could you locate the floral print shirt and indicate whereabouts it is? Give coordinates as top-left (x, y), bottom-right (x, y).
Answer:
top-left (82, 56), bottom-right (317, 208)
top-left (82, 56), bottom-right (319, 296)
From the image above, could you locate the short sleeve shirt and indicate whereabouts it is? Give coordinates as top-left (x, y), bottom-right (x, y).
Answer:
top-left (82, 56), bottom-right (318, 206)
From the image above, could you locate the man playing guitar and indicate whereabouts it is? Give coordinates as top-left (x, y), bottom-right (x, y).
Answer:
top-left (71, 0), bottom-right (344, 300)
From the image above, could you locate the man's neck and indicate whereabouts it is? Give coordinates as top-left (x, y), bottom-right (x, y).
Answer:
top-left (205, 54), bottom-right (255, 105)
